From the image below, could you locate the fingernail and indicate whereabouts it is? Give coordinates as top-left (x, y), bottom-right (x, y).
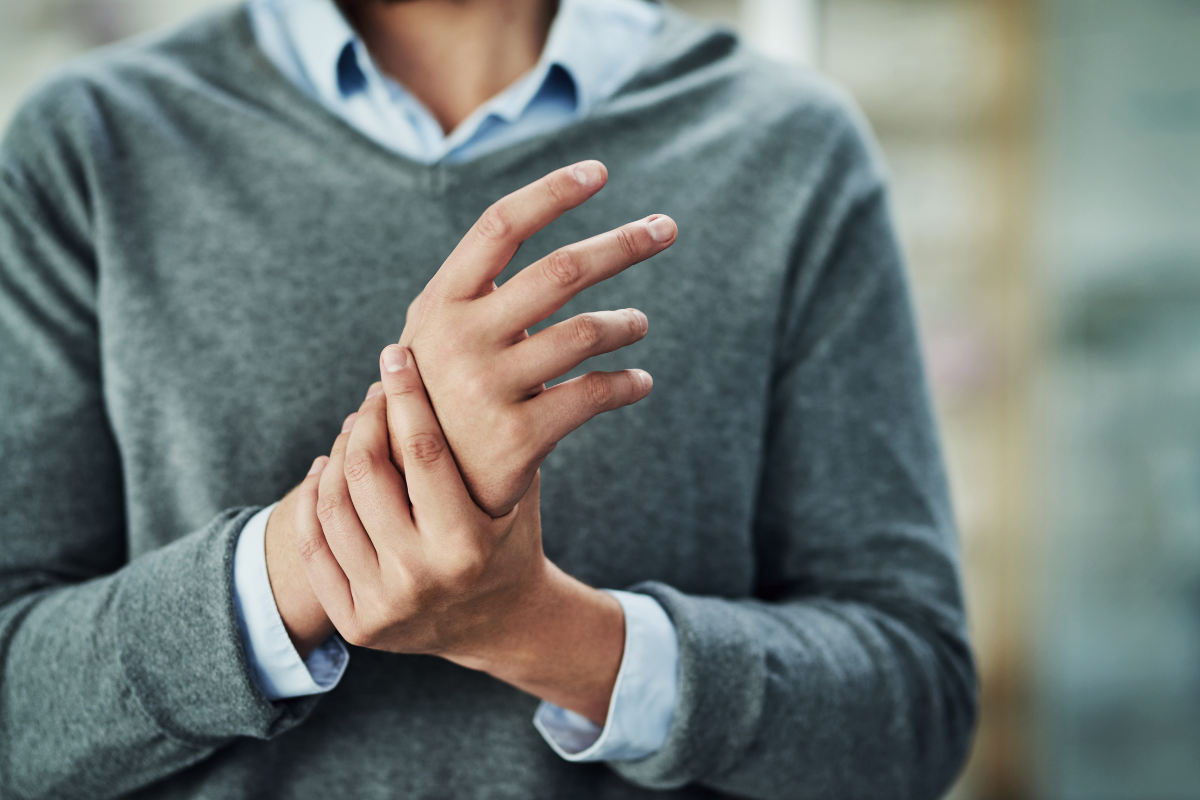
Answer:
top-left (342, 413), bottom-right (357, 433)
top-left (636, 370), bottom-right (653, 392)
top-left (647, 215), bottom-right (675, 243)
top-left (307, 456), bottom-right (327, 476)
top-left (366, 382), bottom-right (383, 399)
top-left (383, 346), bottom-right (407, 373)
top-left (631, 309), bottom-right (648, 335)
top-left (572, 162), bottom-right (601, 188)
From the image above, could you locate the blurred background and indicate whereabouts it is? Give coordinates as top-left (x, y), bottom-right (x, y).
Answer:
top-left (3, 1), bottom-right (1198, 798)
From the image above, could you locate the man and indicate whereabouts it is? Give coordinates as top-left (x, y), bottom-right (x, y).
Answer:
top-left (0, 0), bottom-right (977, 798)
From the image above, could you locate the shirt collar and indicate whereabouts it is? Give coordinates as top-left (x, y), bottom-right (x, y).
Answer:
top-left (328, 0), bottom-right (660, 120)
top-left (273, 0), bottom-right (361, 105)
top-left (539, 0), bottom-right (661, 116)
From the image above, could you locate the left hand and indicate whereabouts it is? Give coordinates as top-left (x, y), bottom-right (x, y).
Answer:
top-left (294, 345), bottom-right (624, 722)
top-left (395, 161), bottom-right (671, 518)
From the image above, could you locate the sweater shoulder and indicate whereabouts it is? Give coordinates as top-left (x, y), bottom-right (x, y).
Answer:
top-left (628, 9), bottom-right (888, 197)
top-left (738, 53), bottom-right (888, 196)
top-left (1, 5), bottom-right (249, 182)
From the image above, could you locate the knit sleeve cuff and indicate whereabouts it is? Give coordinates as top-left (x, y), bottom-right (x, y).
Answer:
top-left (116, 508), bottom-right (320, 745)
top-left (605, 582), bottom-right (767, 791)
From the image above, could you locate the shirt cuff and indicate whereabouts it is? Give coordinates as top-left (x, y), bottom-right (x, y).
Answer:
top-left (232, 503), bottom-right (349, 701)
top-left (533, 589), bottom-right (679, 762)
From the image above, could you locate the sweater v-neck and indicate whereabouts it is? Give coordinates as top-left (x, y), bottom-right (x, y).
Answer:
top-left (215, 0), bottom-right (716, 195)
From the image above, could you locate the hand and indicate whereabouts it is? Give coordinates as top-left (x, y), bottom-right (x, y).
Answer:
top-left (263, 484), bottom-right (336, 658)
top-left (293, 345), bottom-right (625, 722)
top-left (400, 160), bottom-right (677, 517)
top-left (262, 160), bottom-right (667, 658)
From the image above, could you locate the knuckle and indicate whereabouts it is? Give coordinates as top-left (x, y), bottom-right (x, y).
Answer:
top-left (404, 432), bottom-right (445, 465)
top-left (315, 493), bottom-right (344, 526)
top-left (390, 374), bottom-right (421, 397)
top-left (543, 249), bottom-right (582, 288)
top-left (615, 226), bottom-right (641, 260)
top-left (477, 204), bottom-right (513, 243)
top-left (570, 313), bottom-right (602, 350)
top-left (459, 372), bottom-right (492, 406)
top-left (343, 449), bottom-right (376, 486)
top-left (545, 173), bottom-right (573, 206)
top-left (296, 532), bottom-right (326, 563)
top-left (584, 372), bottom-right (615, 408)
top-left (419, 279), bottom-right (455, 310)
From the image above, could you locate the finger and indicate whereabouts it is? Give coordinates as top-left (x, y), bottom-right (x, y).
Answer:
top-left (294, 456), bottom-right (355, 623)
top-left (360, 382), bottom-right (405, 473)
top-left (316, 425), bottom-right (380, 583)
top-left (526, 368), bottom-right (653, 446)
top-left (483, 214), bottom-right (676, 334)
top-left (379, 345), bottom-right (478, 530)
top-left (430, 161), bottom-right (608, 301)
top-left (344, 390), bottom-right (415, 553)
top-left (503, 308), bottom-right (648, 392)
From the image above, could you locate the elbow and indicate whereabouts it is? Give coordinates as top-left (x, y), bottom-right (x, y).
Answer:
top-left (916, 625), bottom-right (979, 800)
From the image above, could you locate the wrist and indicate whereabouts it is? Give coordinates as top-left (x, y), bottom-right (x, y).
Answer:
top-left (444, 559), bottom-right (625, 724)
top-left (265, 491), bottom-right (335, 657)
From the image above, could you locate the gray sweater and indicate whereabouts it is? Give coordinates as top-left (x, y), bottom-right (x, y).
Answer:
top-left (0, 5), bottom-right (976, 799)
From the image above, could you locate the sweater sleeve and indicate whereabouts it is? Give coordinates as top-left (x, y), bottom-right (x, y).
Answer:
top-left (609, 180), bottom-right (978, 798)
top-left (0, 110), bottom-right (317, 799)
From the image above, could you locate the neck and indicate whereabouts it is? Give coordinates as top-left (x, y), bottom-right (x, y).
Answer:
top-left (342, 0), bottom-right (558, 135)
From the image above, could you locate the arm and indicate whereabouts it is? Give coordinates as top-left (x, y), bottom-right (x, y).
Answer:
top-left (0, 158), bottom-right (314, 799)
top-left (292, 350), bottom-right (626, 723)
top-left (610, 187), bottom-right (977, 799)
top-left (266, 161), bottom-right (679, 724)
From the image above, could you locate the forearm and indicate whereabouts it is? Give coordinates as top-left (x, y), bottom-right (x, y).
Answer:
top-left (0, 510), bottom-right (310, 799)
top-left (2, 579), bottom-right (204, 800)
top-left (276, 463), bottom-right (623, 721)
top-left (277, 487), bottom-right (624, 724)
top-left (610, 583), bottom-right (976, 800)
top-left (440, 559), bottom-right (625, 725)
top-left (271, 479), bottom-right (623, 721)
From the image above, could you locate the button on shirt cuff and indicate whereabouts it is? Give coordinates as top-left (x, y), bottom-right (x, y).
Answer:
top-left (232, 503), bottom-right (349, 701)
top-left (534, 590), bottom-right (679, 762)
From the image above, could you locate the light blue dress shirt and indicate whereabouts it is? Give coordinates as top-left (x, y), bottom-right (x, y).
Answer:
top-left (233, 0), bottom-right (678, 762)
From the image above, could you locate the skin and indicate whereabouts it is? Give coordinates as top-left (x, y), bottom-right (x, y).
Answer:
top-left (263, 0), bottom-right (678, 725)
top-left (397, 161), bottom-right (674, 517)
top-left (336, 0), bottom-right (558, 133)
top-left (266, 163), bottom-right (677, 723)
top-left (293, 353), bottom-right (628, 723)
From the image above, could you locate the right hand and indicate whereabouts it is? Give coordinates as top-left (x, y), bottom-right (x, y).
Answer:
top-left (267, 161), bottom-right (677, 653)
top-left (294, 348), bottom-right (547, 659)
top-left (294, 347), bottom-right (625, 723)
top-left (398, 160), bottom-right (677, 517)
